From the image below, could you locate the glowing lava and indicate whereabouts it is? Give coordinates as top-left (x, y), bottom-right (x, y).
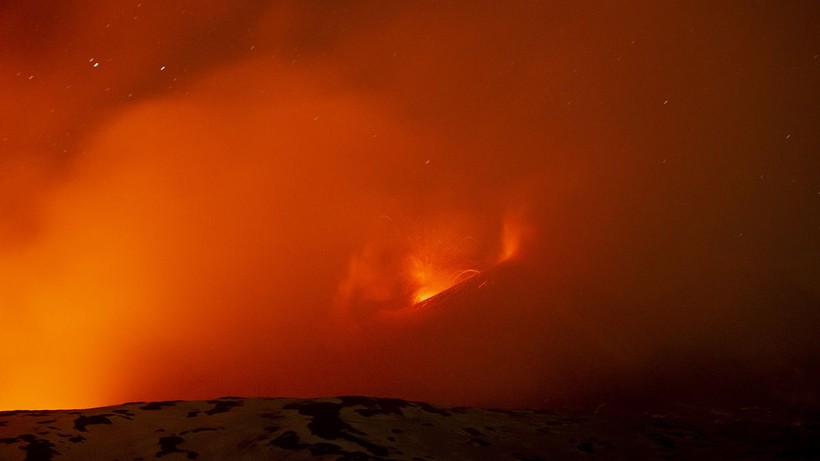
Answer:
top-left (336, 212), bottom-right (530, 317)
top-left (410, 257), bottom-right (481, 304)
top-left (335, 220), bottom-right (498, 316)
top-left (409, 212), bottom-right (531, 304)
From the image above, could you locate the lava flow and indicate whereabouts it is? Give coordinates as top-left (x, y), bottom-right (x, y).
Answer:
top-left (410, 264), bottom-right (481, 305)
top-left (336, 210), bottom-right (531, 318)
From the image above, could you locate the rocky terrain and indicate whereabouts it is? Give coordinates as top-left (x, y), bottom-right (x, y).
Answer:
top-left (1, 396), bottom-right (817, 460)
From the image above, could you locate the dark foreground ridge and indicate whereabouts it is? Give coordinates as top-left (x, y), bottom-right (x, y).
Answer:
top-left (0, 396), bottom-right (817, 460)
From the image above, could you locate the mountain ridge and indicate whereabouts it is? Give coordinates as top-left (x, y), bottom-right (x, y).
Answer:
top-left (1, 396), bottom-right (817, 460)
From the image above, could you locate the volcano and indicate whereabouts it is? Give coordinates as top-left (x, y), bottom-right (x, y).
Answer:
top-left (366, 259), bottom-right (820, 417)
top-left (2, 1), bottom-right (819, 458)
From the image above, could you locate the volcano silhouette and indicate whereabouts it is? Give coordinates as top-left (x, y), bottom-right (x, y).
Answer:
top-left (372, 259), bottom-right (820, 418)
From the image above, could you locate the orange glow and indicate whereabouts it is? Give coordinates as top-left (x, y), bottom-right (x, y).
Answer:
top-left (404, 230), bottom-right (485, 305)
top-left (499, 210), bottom-right (535, 263)
top-left (410, 257), bottom-right (481, 304)
top-left (2, 1), bottom-right (819, 415)
top-left (0, 203), bottom-right (150, 410)
top-left (335, 218), bottom-right (495, 316)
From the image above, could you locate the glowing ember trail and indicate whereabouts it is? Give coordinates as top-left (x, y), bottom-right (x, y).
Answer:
top-left (411, 261), bottom-right (482, 304)
top-left (336, 214), bottom-right (524, 316)
top-left (334, 216), bottom-right (508, 316)
top-left (403, 212), bottom-right (530, 305)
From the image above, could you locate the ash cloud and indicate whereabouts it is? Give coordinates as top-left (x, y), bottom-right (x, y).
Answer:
top-left (1, 1), bottom-right (819, 413)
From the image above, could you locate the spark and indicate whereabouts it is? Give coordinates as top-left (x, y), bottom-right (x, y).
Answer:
top-left (450, 269), bottom-right (480, 284)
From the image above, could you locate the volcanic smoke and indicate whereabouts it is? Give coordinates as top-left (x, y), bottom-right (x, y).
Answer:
top-left (1, 1), bottom-right (819, 416)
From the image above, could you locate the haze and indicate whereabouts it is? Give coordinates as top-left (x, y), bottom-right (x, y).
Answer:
top-left (1, 1), bottom-right (818, 413)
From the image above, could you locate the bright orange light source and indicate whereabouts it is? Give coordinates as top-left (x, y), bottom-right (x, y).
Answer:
top-left (336, 211), bottom-right (534, 318)
top-left (410, 256), bottom-right (480, 304)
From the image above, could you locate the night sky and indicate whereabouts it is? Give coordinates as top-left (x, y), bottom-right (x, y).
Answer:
top-left (1, 1), bottom-right (819, 412)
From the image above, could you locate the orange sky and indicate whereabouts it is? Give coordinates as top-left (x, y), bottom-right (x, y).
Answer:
top-left (1, 1), bottom-right (819, 412)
